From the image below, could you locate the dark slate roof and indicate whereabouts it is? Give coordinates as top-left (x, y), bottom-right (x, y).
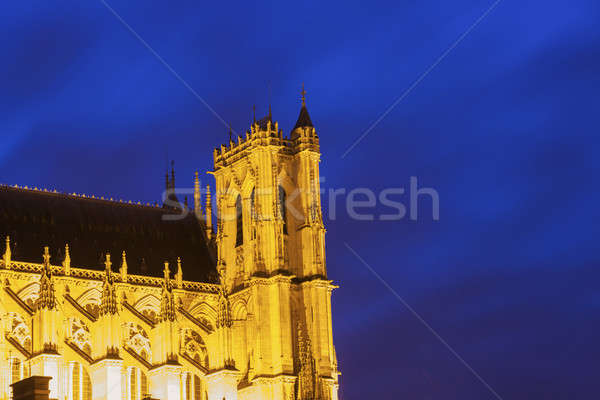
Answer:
top-left (0, 185), bottom-right (217, 283)
top-left (293, 105), bottom-right (314, 130)
top-left (256, 115), bottom-right (272, 130)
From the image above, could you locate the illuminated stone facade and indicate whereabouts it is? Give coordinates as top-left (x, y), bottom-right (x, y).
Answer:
top-left (0, 95), bottom-right (339, 400)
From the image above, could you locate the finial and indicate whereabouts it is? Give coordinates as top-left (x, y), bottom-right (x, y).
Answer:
top-left (3, 236), bottom-right (11, 267)
top-left (253, 105), bottom-right (256, 123)
top-left (63, 244), bottom-right (71, 275)
top-left (229, 123), bottom-right (232, 142)
top-left (43, 246), bottom-right (51, 266)
top-left (268, 104), bottom-right (272, 120)
top-left (104, 253), bottom-right (112, 274)
top-left (120, 250), bottom-right (128, 281)
top-left (163, 261), bottom-right (170, 280)
top-left (176, 257), bottom-right (183, 288)
top-left (301, 83), bottom-right (307, 107)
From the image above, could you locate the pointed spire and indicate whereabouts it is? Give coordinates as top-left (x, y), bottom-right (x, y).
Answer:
top-left (194, 171), bottom-right (201, 217)
top-left (165, 166), bottom-right (170, 192)
top-left (253, 105), bottom-right (256, 123)
top-left (164, 160), bottom-right (181, 208)
top-left (37, 246), bottom-right (56, 310)
top-left (63, 244), bottom-right (71, 275)
top-left (170, 160), bottom-right (176, 189)
top-left (228, 124), bottom-right (233, 142)
top-left (176, 257), bottom-right (183, 288)
top-left (268, 103), bottom-right (272, 120)
top-left (3, 236), bottom-right (11, 267)
top-left (120, 251), bottom-right (128, 281)
top-left (100, 253), bottom-right (118, 316)
top-left (293, 84), bottom-right (314, 130)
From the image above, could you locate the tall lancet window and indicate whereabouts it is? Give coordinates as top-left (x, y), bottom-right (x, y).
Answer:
top-left (250, 188), bottom-right (256, 219)
top-left (235, 195), bottom-right (243, 247)
top-left (279, 185), bottom-right (288, 235)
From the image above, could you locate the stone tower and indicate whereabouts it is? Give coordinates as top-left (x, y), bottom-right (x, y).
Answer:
top-left (211, 87), bottom-right (339, 400)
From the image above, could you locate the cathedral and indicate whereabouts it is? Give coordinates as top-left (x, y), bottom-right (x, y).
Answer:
top-left (0, 91), bottom-right (339, 400)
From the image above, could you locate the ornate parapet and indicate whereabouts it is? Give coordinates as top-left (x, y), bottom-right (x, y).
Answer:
top-left (0, 259), bottom-right (220, 294)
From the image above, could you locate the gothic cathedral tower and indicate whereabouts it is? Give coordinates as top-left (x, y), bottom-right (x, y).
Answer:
top-left (210, 88), bottom-right (339, 400)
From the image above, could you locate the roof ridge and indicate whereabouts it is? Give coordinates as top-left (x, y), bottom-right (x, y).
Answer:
top-left (0, 183), bottom-right (162, 210)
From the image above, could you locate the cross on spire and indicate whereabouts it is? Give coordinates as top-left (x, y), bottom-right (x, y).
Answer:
top-left (301, 83), bottom-right (307, 106)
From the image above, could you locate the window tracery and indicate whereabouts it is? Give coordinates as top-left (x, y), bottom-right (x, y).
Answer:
top-left (181, 329), bottom-right (208, 367)
top-left (5, 312), bottom-right (31, 352)
top-left (66, 318), bottom-right (91, 356)
top-left (122, 322), bottom-right (152, 363)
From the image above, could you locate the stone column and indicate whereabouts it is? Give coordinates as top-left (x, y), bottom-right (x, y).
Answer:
top-left (147, 364), bottom-right (183, 400)
top-left (205, 369), bottom-right (242, 400)
top-left (90, 359), bottom-right (123, 400)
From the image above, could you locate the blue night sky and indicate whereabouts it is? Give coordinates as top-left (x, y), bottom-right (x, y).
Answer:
top-left (2, 0), bottom-right (600, 398)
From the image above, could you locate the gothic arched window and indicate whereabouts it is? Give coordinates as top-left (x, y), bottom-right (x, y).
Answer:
top-left (279, 186), bottom-right (288, 235)
top-left (235, 195), bottom-right (243, 247)
top-left (250, 188), bottom-right (256, 219)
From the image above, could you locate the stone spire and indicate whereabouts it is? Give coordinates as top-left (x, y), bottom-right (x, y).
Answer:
top-left (159, 262), bottom-right (176, 322)
top-left (62, 244), bottom-right (71, 275)
top-left (99, 253), bottom-right (118, 316)
top-left (170, 160), bottom-right (176, 189)
top-left (37, 247), bottom-right (56, 311)
top-left (3, 236), bottom-right (11, 267)
top-left (163, 160), bottom-right (180, 208)
top-left (165, 166), bottom-right (170, 192)
top-left (293, 84), bottom-right (314, 130)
